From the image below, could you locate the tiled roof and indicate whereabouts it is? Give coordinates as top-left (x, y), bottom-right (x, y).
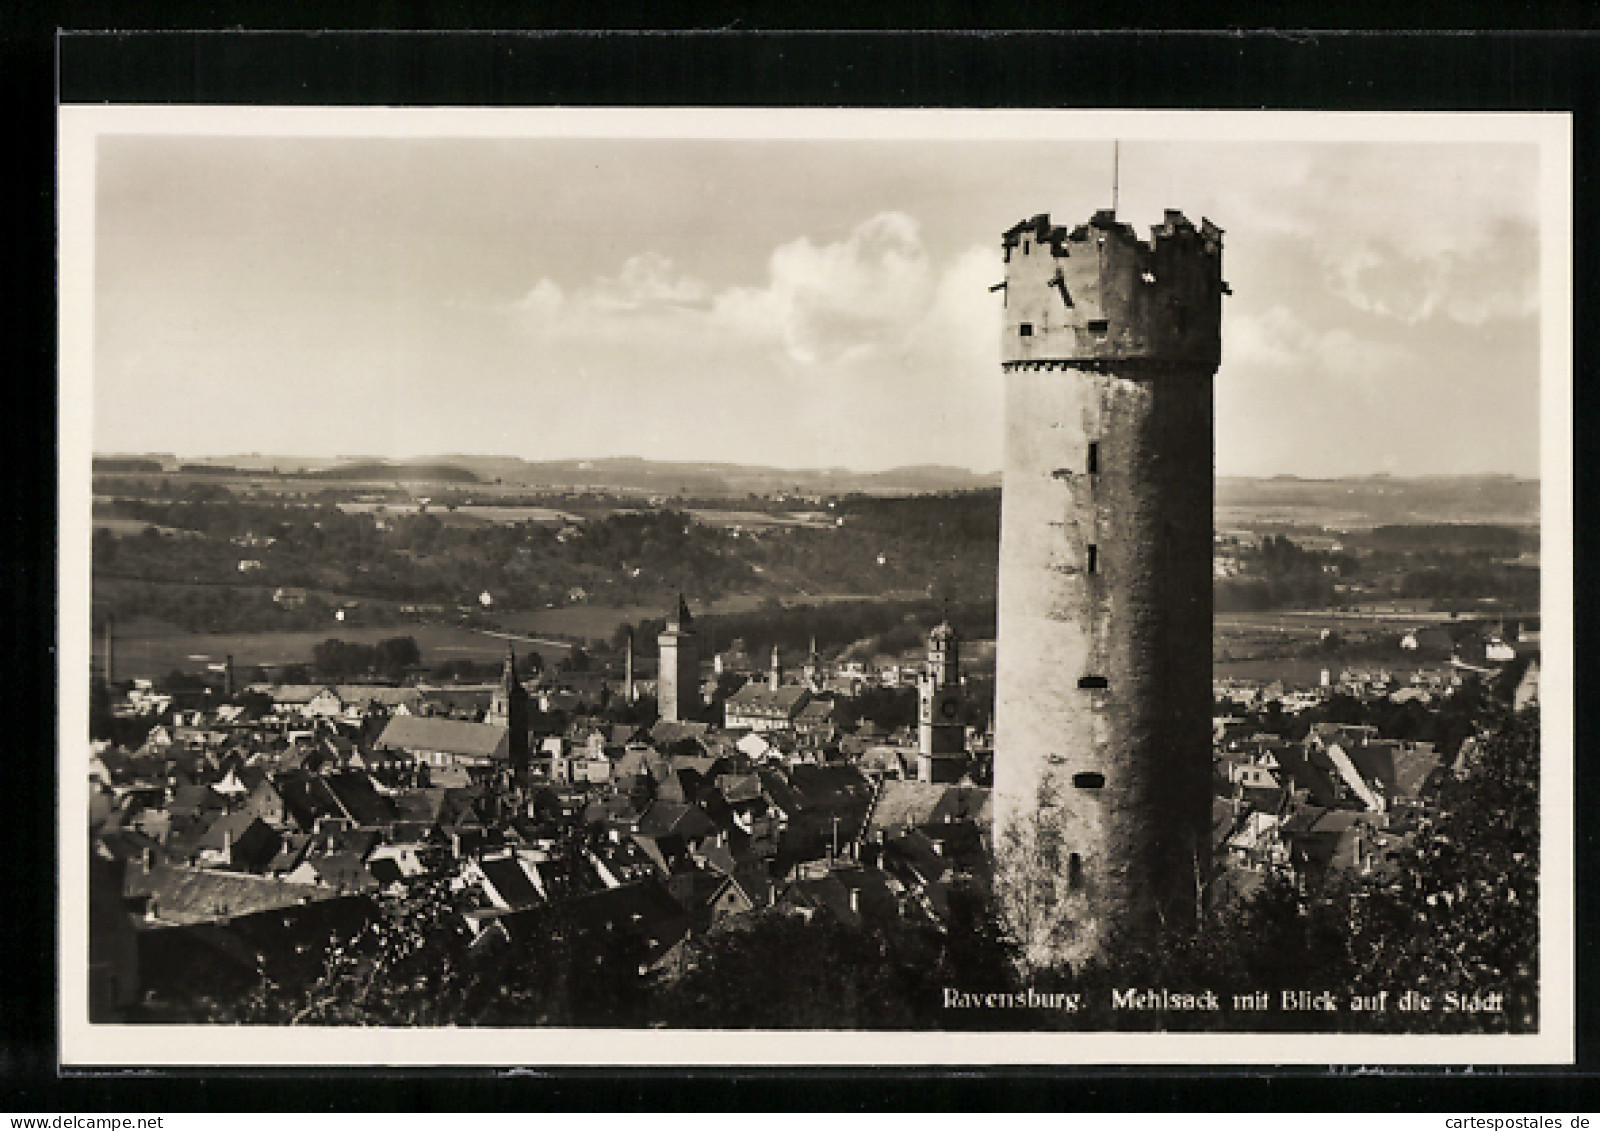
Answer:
top-left (125, 864), bottom-right (338, 925)
top-left (637, 800), bottom-right (718, 841)
top-left (268, 684), bottom-right (333, 705)
top-left (333, 685), bottom-right (424, 710)
top-left (376, 715), bottom-right (509, 759)
top-left (726, 683), bottom-right (810, 717)
top-left (478, 855), bottom-right (543, 909)
top-left (866, 780), bottom-right (990, 834)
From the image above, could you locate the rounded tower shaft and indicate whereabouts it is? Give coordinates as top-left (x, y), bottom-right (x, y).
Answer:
top-left (993, 209), bottom-right (1224, 970)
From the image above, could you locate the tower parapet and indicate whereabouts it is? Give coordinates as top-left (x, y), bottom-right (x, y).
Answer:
top-left (1000, 210), bottom-right (1223, 369)
top-left (993, 207), bottom-right (1224, 971)
top-left (658, 594), bottom-right (698, 724)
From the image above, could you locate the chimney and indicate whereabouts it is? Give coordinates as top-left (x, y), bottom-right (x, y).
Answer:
top-left (223, 827), bottom-right (233, 866)
top-left (625, 628), bottom-right (635, 703)
top-left (848, 887), bottom-right (860, 914)
top-left (770, 645), bottom-right (782, 692)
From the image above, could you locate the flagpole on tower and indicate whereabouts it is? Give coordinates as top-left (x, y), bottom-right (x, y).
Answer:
top-left (1112, 139), bottom-right (1120, 216)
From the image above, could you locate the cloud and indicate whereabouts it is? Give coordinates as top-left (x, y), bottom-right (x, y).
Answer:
top-left (1227, 304), bottom-right (1415, 401)
top-left (509, 211), bottom-right (983, 371)
top-left (1321, 216), bottom-right (1538, 325)
top-left (711, 211), bottom-right (936, 364)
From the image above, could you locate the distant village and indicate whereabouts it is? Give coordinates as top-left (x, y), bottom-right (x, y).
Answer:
top-left (86, 587), bottom-right (1540, 1023)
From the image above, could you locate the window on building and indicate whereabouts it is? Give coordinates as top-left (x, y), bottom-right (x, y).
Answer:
top-left (1086, 544), bottom-right (1098, 573)
top-left (1087, 441), bottom-right (1100, 475)
top-left (1067, 852), bottom-right (1084, 889)
top-left (1023, 239), bottom-right (1030, 255)
top-left (1078, 675), bottom-right (1108, 690)
top-left (1072, 771), bottom-right (1105, 789)
top-left (1019, 323), bottom-right (1033, 338)
top-left (1087, 319), bottom-right (1109, 334)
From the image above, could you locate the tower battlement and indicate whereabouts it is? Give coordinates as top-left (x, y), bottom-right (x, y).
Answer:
top-left (1000, 210), bottom-right (1224, 369)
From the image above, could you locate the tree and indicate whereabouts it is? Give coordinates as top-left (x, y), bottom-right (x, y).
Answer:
top-left (374, 635), bottom-right (421, 679)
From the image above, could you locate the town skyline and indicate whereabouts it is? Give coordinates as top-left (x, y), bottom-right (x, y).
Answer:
top-left (86, 114), bottom-right (1547, 480)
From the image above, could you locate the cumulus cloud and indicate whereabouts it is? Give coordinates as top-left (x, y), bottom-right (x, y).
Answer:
top-left (496, 212), bottom-right (1002, 469)
top-left (510, 211), bottom-right (980, 368)
top-left (709, 211), bottom-right (936, 364)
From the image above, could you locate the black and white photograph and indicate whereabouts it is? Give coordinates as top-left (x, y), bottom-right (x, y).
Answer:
top-left (57, 107), bottom-right (1572, 1066)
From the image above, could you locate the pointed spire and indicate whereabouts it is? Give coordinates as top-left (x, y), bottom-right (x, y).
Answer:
top-left (677, 592), bottom-right (693, 628)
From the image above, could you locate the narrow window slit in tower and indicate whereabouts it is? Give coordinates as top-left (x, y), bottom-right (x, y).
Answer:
top-left (1072, 771), bottom-right (1105, 790)
top-left (1077, 675), bottom-right (1108, 690)
top-left (1067, 853), bottom-right (1084, 890)
top-left (1087, 442), bottom-right (1099, 475)
top-left (1086, 544), bottom-right (1098, 573)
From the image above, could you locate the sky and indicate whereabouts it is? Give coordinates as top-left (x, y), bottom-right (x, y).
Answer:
top-left (89, 122), bottom-right (1545, 477)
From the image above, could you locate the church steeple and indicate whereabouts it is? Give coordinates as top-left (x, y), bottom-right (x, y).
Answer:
top-left (491, 643), bottom-right (530, 779)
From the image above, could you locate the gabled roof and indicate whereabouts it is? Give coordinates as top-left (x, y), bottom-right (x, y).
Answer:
top-left (303, 852), bottom-right (379, 893)
top-left (333, 685), bottom-right (424, 710)
top-left (126, 864), bottom-right (339, 925)
top-left (197, 811), bottom-right (282, 871)
top-left (782, 867), bottom-right (898, 928)
top-left (725, 682), bottom-right (810, 716)
top-left (1391, 742), bottom-right (1441, 800)
top-left (631, 832), bottom-right (698, 877)
top-left (376, 715), bottom-right (509, 759)
top-left (477, 855), bottom-right (543, 909)
top-left (649, 719), bottom-right (710, 746)
top-left (637, 800), bottom-right (717, 841)
top-left (1272, 743), bottom-right (1342, 809)
top-left (275, 773), bottom-right (351, 830)
top-left (323, 771), bottom-right (398, 826)
top-left (268, 684), bottom-right (333, 705)
top-left (796, 699), bottom-right (837, 722)
top-left (716, 773), bottom-right (765, 804)
top-left (866, 780), bottom-right (990, 834)
top-left (491, 880), bottom-right (692, 969)
top-left (392, 787), bottom-right (449, 826)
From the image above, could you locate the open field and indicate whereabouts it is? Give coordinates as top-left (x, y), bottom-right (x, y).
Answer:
top-left (685, 509), bottom-right (836, 530)
top-left (105, 622), bottom-right (575, 680)
top-left (1211, 657), bottom-right (1448, 686)
top-left (104, 591), bottom-right (940, 679)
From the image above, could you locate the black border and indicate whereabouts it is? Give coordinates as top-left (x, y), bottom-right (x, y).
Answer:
top-left (10, 23), bottom-right (1599, 1110)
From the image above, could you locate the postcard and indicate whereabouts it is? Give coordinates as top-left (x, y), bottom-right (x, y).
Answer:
top-left (58, 105), bottom-right (1572, 1066)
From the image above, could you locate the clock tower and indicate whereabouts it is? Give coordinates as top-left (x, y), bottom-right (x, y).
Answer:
top-left (917, 620), bottom-right (967, 782)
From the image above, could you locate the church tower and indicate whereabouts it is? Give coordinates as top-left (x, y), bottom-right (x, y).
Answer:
top-left (992, 208), bottom-right (1224, 969)
top-left (489, 643), bottom-right (531, 779)
top-left (657, 594), bottom-right (698, 723)
top-left (917, 620), bottom-right (966, 783)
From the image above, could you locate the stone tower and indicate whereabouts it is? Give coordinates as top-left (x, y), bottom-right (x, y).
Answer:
top-left (992, 208), bottom-right (1224, 969)
top-left (657, 594), bottom-right (698, 723)
top-left (917, 620), bottom-right (966, 783)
